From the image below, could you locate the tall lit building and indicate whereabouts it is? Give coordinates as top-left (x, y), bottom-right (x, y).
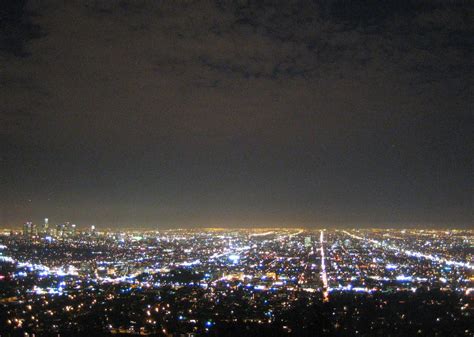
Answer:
top-left (23, 222), bottom-right (31, 238)
top-left (50, 223), bottom-right (58, 237)
top-left (56, 223), bottom-right (64, 238)
top-left (64, 222), bottom-right (72, 237)
top-left (23, 221), bottom-right (36, 239)
top-left (42, 218), bottom-right (49, 235)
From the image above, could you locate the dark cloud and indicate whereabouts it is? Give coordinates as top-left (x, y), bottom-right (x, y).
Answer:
top-left (0, 0), bottom-right (43, 57)
top-left (1, 0), bottom-right (472, 227)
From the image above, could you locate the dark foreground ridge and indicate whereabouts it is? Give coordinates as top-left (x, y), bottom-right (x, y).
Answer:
top-left (0, 288), bottom-right (471, 337)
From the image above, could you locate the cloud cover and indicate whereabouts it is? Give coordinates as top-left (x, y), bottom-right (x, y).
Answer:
top-left (1, 0), bottom-right (473, 227)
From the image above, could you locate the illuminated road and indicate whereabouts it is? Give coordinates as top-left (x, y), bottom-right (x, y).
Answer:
top-left (249, 231), bottom-right (274, 237)
top-left (319, 230), bottom-right (329, 302)
top-left (288, 229), bottom-right (304, 238)
top-left (342, 230), bottom-right (473, 270)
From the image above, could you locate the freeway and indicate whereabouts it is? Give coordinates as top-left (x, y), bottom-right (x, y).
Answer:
top-left (342, 230), bottom-right (473, 270)
top-left (319, 230), bottom-right (329, 302)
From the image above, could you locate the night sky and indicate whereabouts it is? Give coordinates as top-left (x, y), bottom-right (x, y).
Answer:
top-left (1, 0), bottom-right (472, 228)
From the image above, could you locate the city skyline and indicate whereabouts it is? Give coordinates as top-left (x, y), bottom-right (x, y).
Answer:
top-left (4, 222), bottom-right (474, 231)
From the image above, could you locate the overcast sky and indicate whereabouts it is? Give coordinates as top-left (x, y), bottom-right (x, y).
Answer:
top-left (1, 0), bottom-right (472, 228)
